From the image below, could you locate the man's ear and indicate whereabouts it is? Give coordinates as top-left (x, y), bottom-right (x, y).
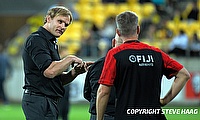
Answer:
top-left (116, 29), bottom-right (121, 37)
top-left (46, 15), bottom-right (51, 23)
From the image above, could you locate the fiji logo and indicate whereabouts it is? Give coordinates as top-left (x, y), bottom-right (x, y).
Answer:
top-left (129, 55), bottom-right (154, 66)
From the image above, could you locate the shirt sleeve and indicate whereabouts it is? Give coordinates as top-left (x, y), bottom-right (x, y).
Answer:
top-left (83, 66), bottom-right (92, 101)
top-left (26, 35), bottom-right (52, 72)
top-left (98, 51), bottom-right (116, 86)
top-left (161, 51), bottom-right (183, 79)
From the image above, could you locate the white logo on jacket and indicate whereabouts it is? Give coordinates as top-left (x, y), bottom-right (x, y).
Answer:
top-left (129, 55), bottom-right (154, 66)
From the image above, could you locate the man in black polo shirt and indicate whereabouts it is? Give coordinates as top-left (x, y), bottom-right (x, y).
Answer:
top-left (84, 33), bottom-right (123, 120)
top-left (22, 6), bottom-right (92, 120)
top-left (96, 11), bottom-right (190, 120)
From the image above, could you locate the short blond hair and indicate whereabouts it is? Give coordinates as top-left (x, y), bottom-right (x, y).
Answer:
top-left (44, 6), bottom-right (73, 24)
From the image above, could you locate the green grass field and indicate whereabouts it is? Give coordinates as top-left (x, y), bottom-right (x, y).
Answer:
top-left (0, 103), bottom-right (90, 120)
top-left (0, 103), bottom-right (199, 120)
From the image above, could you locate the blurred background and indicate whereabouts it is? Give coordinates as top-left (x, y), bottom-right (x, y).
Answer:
top-left (0, 0), bottom-right (199, 119)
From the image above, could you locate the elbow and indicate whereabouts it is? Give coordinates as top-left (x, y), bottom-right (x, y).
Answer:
top-left (182, 68), bottom-right (191, 82)
top-left (43, 69), bottom-right (57, 78)
top-left (98, 90), bottom-right (109, 97)
top-left (97, 85), bottom-right (111, 97)
top-left (185, 72), bottom-right (191, 81)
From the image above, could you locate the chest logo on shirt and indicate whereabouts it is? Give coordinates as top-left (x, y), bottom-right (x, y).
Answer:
top-left (129, 54), bottom-right (154, 66)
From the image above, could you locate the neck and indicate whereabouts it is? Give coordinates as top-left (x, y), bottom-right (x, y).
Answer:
top-left (122, 36), bottom-right (138, 43)
top-left (43, 24), bottom-right (48, 30)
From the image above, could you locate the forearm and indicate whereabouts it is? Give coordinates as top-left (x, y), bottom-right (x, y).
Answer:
top-left (43, 55), bottom-right (81, 78)
top-left (161, 68), bottom-right (190, 106)
top-left (161, 78), bottom-right (187, 105)
top-left (96, 94), bottom-right (109, 120)
top-left (96, 85), bottom-right (110, 120)
top-left (60, 61), bottom-right (93, 85)
top-left (44, 60), bottom-right (71, 78)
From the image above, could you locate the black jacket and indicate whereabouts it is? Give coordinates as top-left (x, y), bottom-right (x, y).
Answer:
top-left (84, 57), bottom-right (116, 116)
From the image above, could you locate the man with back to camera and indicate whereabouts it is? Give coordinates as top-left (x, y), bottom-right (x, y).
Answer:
top-left (22, 6), bottom-right (92, 120)
top-left (96, 11), bottom-right (190, 120)
top-left (84, 33), bottom-right (123, 120)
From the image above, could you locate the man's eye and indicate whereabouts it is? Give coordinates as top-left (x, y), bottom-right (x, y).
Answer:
top-left (65, 23), bottom-right (69, 27)
top-left (58, 20), bottom-right (62, 24)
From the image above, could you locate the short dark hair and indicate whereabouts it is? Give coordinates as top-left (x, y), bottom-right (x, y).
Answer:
top-left (116, 11), bottom-right (138, 37)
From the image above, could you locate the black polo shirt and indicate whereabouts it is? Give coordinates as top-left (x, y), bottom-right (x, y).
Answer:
top-left (99, 40), bottom-right (183, 120)
top-left (22, 26), bottom-right (64, 98)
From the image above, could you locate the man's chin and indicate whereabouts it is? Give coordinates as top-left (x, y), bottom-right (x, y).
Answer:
top-left (55, 34), bottom-right (62, 38)
top-left (55, 35), bottom-right (60, 38)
